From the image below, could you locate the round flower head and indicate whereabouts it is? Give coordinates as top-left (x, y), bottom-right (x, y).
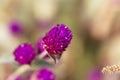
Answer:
top-left (43, 24), bottom-right (72, 54)
top-left (13, 43), bottom-right (35, 65)
top-left (36, 38), bottom-right (45, 54)
top-left (88, 68), bottom-right (102, 80)
top-left (36, 38), bottom-right (50, 58)
top-left (36, 68), bottom-right (55, 80)
top-left (9, 20), bottom-right (23, 36)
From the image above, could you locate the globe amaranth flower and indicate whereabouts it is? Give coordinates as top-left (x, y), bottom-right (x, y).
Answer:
top-left (43, 24), bottom-right (72, 54)
top-left (9, 20), bottom-right (23, 36)
top-left (36, 38), bottom-right (45, 54)
top-left (88, 68), bottom-right (102, 80)
top-left (36, 68), bottom-right (55, 80)
top-left (13, 43), bottom-right (35, 65)
top-left (36, 38), bottom-right (49, 58)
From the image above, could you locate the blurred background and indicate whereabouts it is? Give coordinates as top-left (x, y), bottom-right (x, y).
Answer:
top-left (0, 0), bottom-right (120, 80)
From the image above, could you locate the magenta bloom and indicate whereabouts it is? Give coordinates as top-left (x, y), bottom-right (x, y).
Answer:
top-left (14, 77), bottom-right (22, 80)
top-left (36, 68), bottom-right (55, 80)
top-left (13, 43), bottom-right (35, 65)
top-left (9, 20), bottom-right (23, 36)
top-left (43, 24), bottom-right (72, 54)
top-left (36, 38), bottom-right (45, 54)
top-left (36, 38), bottom-right (50, 58)
top-left (88, 68), bottom-right (102, 80)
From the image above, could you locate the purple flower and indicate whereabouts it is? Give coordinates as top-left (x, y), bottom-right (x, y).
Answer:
top-left (13, 43), bottom-right (35, 65)
top-left (88, 68), bottom-right (102, 80)
top-left (43, 24), bottom-right (72, 54)
top-left (9, 20), bottom-right (23, 36)
top-left (14, 77), bottom-right (22, 80)
top-left (36, 38), bottom-right (45, 54)
top-left (36, 68), bottom-right (55, 80)
top-left (36, 38), bottom-right (50, 58)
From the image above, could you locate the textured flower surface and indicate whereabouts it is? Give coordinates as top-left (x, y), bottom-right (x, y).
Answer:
top-left (14, 43), bottom-right (35, 64)
top-left (43, 24), bottom-right (72, 54)
top-left (36, 68), bottom-right (55, 80)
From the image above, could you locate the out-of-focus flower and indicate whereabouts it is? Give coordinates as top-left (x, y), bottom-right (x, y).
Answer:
top-left (88, 68), bottom-right (102, 80)
top-left (13, 43), bottom-right (35, 65)
top-left (35, 68), bottom-right (55, 80)
top-left (36, 38), bottom-right (45, 54)
top-left (43, 24), bottom-right (72, 55)
top-left (36, 38), bottom-right (50, 59)
top-left (9, 20), bottom-right (23, 36)
top-left (14, 76), bottom-right (22, 80)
